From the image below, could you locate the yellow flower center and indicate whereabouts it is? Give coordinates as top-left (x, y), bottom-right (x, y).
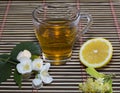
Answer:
top-left (23, 64), bottom-right (30, 71)
top-left (35, 63), bottom-right (41, 68)
top-left (42, 71), bottom-right (48, 76)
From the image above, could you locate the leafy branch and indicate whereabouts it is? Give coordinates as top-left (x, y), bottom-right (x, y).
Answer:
top-left (0, 58), bottom-right (17, 65)
top-left (0, 42), bottom-right (41, 88)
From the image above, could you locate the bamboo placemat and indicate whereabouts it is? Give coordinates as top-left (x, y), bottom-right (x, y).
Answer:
top-left (0, 0), bottom-right (120, 93)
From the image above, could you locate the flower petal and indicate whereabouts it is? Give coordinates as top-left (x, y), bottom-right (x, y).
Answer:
top-left (16, 63), bottom-right (23, 74)
top-left (32, 78), bottom-right (42, 89)
top-left (40, 63), bottom-right (53, 84)
top-left (18, 57), bottom-right (31, 63)
top-left (17, 50), bottom-right (31, 61)
top-left (41, 63), bottom-right (50, 72)
top-left (32, 78), bottom-right (42, 86)
top-left (16, 58), bottom-right (32, 74)
top-left (17, 51), bottom-right (23, 61)
top-left (32, 58), bottom-right (43, 71)
top-left (41, 74), bottom-right (53, 84)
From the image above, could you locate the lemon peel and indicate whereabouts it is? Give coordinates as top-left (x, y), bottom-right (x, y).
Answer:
top-left (79, 38), bottom-right (113, 68)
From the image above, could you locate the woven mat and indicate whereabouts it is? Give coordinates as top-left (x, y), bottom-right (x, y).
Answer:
top-left (0, 0), bottom-right (120, 93)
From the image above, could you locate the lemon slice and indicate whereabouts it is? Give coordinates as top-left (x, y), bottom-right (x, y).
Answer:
top-left (79, 38), bottom-right (113, 68)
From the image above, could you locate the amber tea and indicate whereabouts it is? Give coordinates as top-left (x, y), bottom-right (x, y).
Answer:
top-left (35, 19), bottom-right (77, 65)
top-left (32, 4), bottom-right (92, 65)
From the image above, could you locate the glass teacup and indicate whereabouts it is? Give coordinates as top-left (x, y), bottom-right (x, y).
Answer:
top-left (32, 4), bottom-right (92, 65)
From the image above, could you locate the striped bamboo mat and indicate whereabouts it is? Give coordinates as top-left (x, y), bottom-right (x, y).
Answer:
top-left (0, 0), bottom-right (120, 93)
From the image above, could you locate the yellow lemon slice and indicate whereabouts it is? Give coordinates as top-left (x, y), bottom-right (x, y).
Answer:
top-left (79, 38), bottom-right (113, 68)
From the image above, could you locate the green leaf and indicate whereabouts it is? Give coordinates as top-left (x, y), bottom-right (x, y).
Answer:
top-left (108, 79), bottom-right (113, 93)
top-left (0, 54), bottom-right (17, 65)
top-left (104, 75), bottom-right (113, 93)
top-left (10, 42), bottom-right (41, 62)
top-left (0, 54), bottom-right (10, 63)
top-left (0, 54), bottom-right (12, 83)
top-left (86, 67), bottom-right (105, 78)
top-left (0, 61), bottom-right (12, 83)
top-left (31, 55), bottom-right (40, 60)
top-left (14, 69), bottom-right (22, 89)
top-left (86, 67), bottom-right (113, 93)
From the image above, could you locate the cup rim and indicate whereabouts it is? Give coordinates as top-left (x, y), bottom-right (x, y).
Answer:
top-left (32, 4), bottom-right (80, 26)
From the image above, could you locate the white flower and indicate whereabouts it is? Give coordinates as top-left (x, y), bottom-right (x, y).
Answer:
top-left (16, 57), bottom-right (32, 74)
top-left (17, 50), bottom-right (31, 61)
top-left (95, 78), bottom-right (104, 85)
top-left (32, 58), bottom-right (43, 71)
top-left (32, 78), bottom-right (42, 89)
top-left (40, 63), bottom-right (53, 84)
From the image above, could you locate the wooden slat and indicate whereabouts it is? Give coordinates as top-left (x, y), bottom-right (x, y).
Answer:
top-left (0, 0), bottom-right (120, 93)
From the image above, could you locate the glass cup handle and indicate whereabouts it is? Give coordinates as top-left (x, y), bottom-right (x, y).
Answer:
top-left (78, 13), bottom-right (93, 35)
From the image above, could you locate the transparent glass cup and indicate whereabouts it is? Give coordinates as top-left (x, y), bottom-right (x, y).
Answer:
top-left (32, 4), bottom-right (92, 65)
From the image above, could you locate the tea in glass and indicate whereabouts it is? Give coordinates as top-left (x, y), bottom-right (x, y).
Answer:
top-left (35, 19), bottom-right (77, 65)
top-left (32, 4), bottom-right (92, 65)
